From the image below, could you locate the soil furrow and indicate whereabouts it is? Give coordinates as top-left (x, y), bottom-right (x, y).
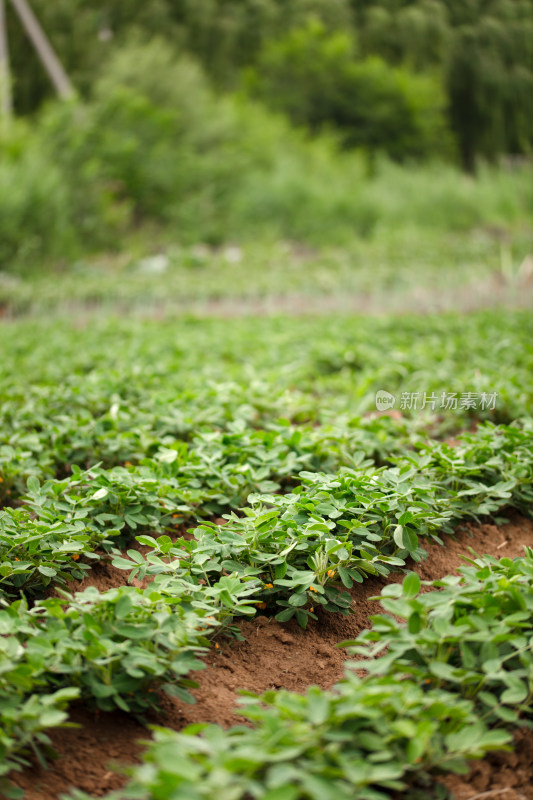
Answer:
top-left (13, 513), bottom-right (533, 800)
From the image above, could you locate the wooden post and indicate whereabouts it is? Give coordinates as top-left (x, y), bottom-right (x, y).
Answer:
top-left (9, 0), bottom-right (74, 99)
top-left (0, 0), bottom-right (12, 120)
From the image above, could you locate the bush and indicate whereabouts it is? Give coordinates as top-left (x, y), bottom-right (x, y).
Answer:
top-left (246, 20), bottom-right (452, 160)
top-left (0, 143), bottom-right (78, 269)
top-left (39, 40), bottom-right (267, 246)
top-left (37, 39), bottom-right (384, 247)
top-left (0, 38), bottom-right (532, 273)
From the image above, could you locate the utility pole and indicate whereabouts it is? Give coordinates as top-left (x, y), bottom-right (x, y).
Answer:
top-left (9, 0), bottom-right (73, 99)
top-left (0, 0), bottom-right (12, 121)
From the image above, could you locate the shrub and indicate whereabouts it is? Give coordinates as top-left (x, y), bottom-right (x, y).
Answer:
top-left (0, 141), bottom-right (78, 269)
top-left (246, 20), bottom-right (452, 160)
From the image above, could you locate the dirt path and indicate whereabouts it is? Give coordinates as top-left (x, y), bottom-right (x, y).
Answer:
top-left (12, 513), bottom-right (533, 800)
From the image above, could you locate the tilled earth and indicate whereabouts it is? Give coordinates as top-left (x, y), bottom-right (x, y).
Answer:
top-left (12, 513), bottom-right (533, 800)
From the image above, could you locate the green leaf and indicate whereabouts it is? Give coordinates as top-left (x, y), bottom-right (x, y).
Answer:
top-left (337, 566), bottom-right (353, 588)
top-left (501, 679), bottom-right (528, 704)
top-left (26, 476), bottom-right (40, 494)
top-left (288, 592), bottom-right (308, 607)
top-left (307, 689), bottom-right (330, 725)
top-left (295, 609), bottom-right (309, 629)
top-left (275, 608), bottom-right (296, 622)
top-left (38, 566), bottom-right (56, 577)
top-left (115, 595), bottom-right (133, 619)
top-left (408, 611), bottom-right (422, 634)
top-left (274, 561), bottom-right (288, 580)
top-left (402, 572), bottom-right (420, 598)
top-left (398, 511), bottom-right (414, 525)
top-left (393, 525), bottom-right (404, 548)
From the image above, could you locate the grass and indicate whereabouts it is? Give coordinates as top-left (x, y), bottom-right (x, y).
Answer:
top-left (1, 229), bottom-right (533, 318)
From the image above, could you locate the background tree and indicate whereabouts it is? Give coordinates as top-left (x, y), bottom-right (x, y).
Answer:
top-left (352, 0), bottom-right (533, 170)
top-left (246, 20), bottom-right (450, 161)
top-left (3, 0), bottom-right (533, 169)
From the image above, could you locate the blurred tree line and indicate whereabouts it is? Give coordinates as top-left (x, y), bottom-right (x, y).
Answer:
top-left (4, 0), bottom-right (533, 170)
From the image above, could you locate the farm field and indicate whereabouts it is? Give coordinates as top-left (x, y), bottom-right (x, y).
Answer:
top-left (1, 310), bottom-right (533, 800)
top-left (2, 232), bottom-right (533, 318)
top-left (2, 1), bottom-right (533, 797)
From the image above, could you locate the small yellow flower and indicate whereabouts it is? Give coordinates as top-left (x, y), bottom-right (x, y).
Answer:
top-left (309, 586), bottom-right (318, 593)
top-left (309, 607), bottom-right (314, 613)
top-left (214, 643), bottom-right (219, 649)
top-left (327, 569), bottom-right (335, 578)
top-left (264, 583), bottom-right (274, 589)
top-left (72, 554), bottom-right (80, 561)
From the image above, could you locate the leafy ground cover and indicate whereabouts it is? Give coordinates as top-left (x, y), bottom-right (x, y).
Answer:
top-left (1, 309), bottom-right (532, 799)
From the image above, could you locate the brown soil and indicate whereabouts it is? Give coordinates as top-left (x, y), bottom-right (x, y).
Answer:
top-left (442, 727), bottom-right (533, 800)
top-left (10, 707), bottom-right (146, 800)
top-left (10, 512), bottom-right (533, 800)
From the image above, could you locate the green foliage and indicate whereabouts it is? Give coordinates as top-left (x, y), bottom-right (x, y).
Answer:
top-left (353, 0), bottom-right (533, 170)
top-left (346, 550), bottom-right (533, 725)
top-left (0, 575), bottom-right (258, 776)
top-left (0, 598), bottom-right (81, 784)
top-left (0, 503), bottom-right (106, 597)
top-left (73, 551), bottom-right (533, 800)
top-left (1, 310), bottom-right (531, 499)
top-left (1, 30), bottom-right (533, 272)
top-left (2, 114), bottom-right (533, 272)
top-left (37, 41), bottom-right (250, 245)
top-left (446, 15), bottom-right (533, 171)
top-left (1, 311), bottom-right (531, 498)
top-left (5, 0), bottom-right (533, 172)
top-left (0, 40), bottom-right (382, 267)
top-left (0, 144), bottom-right (78, 268)
top-left (109, 420), bottom-right (532, 626)
top-left (5, 0), bottom-right (353, 112)
top-left (4, 0), bottom-right (177, 113)
top-left (0, 309), bottom-right (532, 794)
top-left (84, 680), bottom-right (505, 800)
top-left (247, 20), bottom-right (450, 160)
top-left (356, 0), bottom-right (451, 69)
top-left (21, 586), bottom-right (212, 712)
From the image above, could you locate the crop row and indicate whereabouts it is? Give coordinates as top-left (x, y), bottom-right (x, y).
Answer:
top-left (0, 573), bottom-right (260, 797)
top-left (1, 312), bottom-right (532, 796)
top-left (112, 421), bottom-right (533, 627)
top-left (2, 313), bottom-right (532, 504)
top-left (1, 420), bottom-right (531, 605)
top-left (0, 419), bottom-right (531, 795)
top-left (64, 550), bottom-right (533, 800)
top-left (0, 415), bottom-right (423, 507)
